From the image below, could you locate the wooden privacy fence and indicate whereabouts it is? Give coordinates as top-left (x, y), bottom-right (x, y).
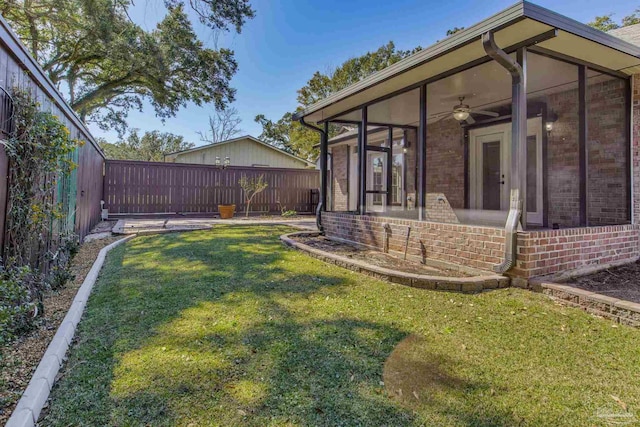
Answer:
top-left (104, 160), bottom-right (320, 215)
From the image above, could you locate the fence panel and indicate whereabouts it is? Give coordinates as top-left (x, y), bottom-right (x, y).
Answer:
top-left (104, 160), bottom-right (320, 215)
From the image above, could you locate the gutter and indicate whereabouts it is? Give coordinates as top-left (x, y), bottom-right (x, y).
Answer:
top-left (482, 30), bottom-right (525, 274)
top-left (298, 117), bottom-right (327, 232)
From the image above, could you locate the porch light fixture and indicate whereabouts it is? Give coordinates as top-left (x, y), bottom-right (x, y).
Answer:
top-left (402, 138), bottom-right (410, 154)
top-left (545, 110), bottom-right (558, 136)
top-left (452, 107), bottom-right (470, 122)
top-left (452, 96), bottom-right (471, 122)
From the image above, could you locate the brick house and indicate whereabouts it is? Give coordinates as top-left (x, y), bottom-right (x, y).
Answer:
top-left (294, 2), bottom-right (640, 285)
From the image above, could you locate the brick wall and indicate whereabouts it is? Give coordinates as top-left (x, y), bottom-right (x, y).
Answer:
top-left (545, 89), bottom-right (581, 227)
top-left (330, 145), bottom-right (349, 211)
top-left (426, 119), bottom-right (465, 208)
top-left (587, 75), bottom-right (629, 225)
top-left (405, 129), bottom-right (417, 199)
top-left (323, 212), bottom-right (505, 272)
top-left (514, 225), bottom-right (640, 278)
top-left (323, 212), bottom-right (640, 279)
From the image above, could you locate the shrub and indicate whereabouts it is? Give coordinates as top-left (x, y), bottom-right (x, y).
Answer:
top-left (0, 89), bottom-right (80, 342)
top-left (239, 174), bottom-right (268, 217)
top-left (0, 266), bottom-right (38, 344)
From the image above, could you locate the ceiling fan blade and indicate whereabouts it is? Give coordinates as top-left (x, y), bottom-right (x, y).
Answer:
top-left (469, 109), bottom-right (499, 117)
top-left (435, 114), bottom-right (452, 122)
top-left (465, 115), bottom-right (476, 125)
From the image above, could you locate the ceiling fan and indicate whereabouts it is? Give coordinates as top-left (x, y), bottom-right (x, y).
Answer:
top-left (433, 96), bottom-right (500, 125)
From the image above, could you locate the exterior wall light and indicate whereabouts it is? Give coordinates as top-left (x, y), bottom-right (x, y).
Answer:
top-left (215, 156), bottom-right (231, 169)
top-left (545, 110), bottom-right (558, 136)
top-left (402, 137), bottom-right (410, 154)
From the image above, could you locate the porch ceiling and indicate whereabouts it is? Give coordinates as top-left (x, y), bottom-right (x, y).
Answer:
top-left (333, 52), bottom-right (583, 127)
top-left (295, 1), bottom-right (640, 126)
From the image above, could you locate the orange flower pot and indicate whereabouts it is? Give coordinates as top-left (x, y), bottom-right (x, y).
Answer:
top-left (218, 204), bottom-right (236, 219)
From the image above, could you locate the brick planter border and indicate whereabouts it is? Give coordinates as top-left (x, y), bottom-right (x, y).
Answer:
top-left (281, 231), bottom-right (509, 293)
top-left (6, 235), bottom-right (135, 427)
top-left (535, 281), bottom-right (640, 327)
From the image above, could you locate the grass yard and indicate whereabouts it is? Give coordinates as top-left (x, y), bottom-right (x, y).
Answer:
top-left (43, 225), bottom-right (640, 426)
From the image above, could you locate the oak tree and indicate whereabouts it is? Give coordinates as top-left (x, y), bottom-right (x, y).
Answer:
top-left (0, 0), bottom-right (254, 134)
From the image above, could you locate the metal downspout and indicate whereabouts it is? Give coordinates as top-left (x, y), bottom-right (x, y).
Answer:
top-left (482, 31), bottom-right (526, 274)
top-left (299, 117), bottom-right (327, 232)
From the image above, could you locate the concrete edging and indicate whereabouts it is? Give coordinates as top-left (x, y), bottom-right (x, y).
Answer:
top-left (6, 235), bottom-right (136, 427)
top-left (280, 231), bottom-right (509, 293)
top-left (535, 281), bottom-right (640, 327)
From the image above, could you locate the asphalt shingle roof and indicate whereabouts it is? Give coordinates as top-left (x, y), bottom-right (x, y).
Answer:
top-left (609, 23), bottom-right (640, 47)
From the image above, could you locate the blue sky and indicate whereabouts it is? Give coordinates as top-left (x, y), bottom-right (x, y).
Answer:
top-left (90, 0), bottom-right (637, 145)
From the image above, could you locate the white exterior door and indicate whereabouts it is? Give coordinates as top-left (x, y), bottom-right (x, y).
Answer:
top-left (469, 117), bottom-right (543, 225)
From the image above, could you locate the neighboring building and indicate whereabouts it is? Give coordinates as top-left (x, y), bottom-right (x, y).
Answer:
top-left (295, 1), bottom-right (640, 284)
top-left (164, 135), bottom-right (315, 169)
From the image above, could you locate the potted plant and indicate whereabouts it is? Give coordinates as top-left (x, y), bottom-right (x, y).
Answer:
top-left (218, 203), bottom-right (236, 219)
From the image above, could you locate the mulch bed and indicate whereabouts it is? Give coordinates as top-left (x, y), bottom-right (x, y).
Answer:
top-left (569, 260), bottom-right (640, 304)
top-left (0, 234), bottom-right (122, 424)
top-left (292, 235), bottom-right (469, 277)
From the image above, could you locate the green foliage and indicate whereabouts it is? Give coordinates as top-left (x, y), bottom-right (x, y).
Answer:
top-left (0, 266), bottom-right (37, 344)
top-left (588, 8), bottom-right (640, 31)
top-left (276, 199), bottom-right (297, 217)
top-left (254, 111), bottom-right (319, 160)
top-left (4, 89), bottom-right (79, 270)
top-left (98, 129), bottom-right (195, 161)
top-left (0, 0), bottom-right (255, 134)
top-left (256, 42), bottom-right (420, 161)
top-left (296, 42), bottom-right (422, 107)
top-left (1, 89), bottom-right (80, 342)
top-left (446, 27), bottom-right (465, 36)
top-left (622, 9), bottom-right (640, 27)
top-left (238, 174), bottom-right (268, 217)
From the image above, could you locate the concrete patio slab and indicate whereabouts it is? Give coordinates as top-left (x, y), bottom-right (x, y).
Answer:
top-left (112, 217), bottom-right (318, 235)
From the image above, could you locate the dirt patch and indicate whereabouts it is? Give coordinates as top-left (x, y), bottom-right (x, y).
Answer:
top-left (292, 234), bottom-right (468, 277)
top-left (569, 260), bottom-right (640, 304)
top-left (383, 335), bottom-right (468, 408)
top-left (0, 235), bottom-right (122, 424)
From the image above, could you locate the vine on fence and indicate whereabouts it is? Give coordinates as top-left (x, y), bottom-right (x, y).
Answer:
top-left (0, 89), bottom-right (80, 343)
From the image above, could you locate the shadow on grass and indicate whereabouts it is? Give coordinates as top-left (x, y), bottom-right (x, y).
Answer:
top-left (43, 225), bottom-right (520, 426)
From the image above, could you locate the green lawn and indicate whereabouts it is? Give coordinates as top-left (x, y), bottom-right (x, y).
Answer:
top-left (43, 225), bottom-right (640, 426)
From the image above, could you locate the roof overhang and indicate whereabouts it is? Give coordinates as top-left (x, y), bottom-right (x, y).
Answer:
top-left (293, 1), bottom-right (640, 125)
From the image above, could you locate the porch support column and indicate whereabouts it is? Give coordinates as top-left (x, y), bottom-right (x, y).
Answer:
top-left (320, 121), bottom-right (329, 213)
top-left (386, 127), bottom-right (393, 208)
top-left (578, 65), bottom-right (588, 226)
top-left (418, 84), bottom-right (427, 220)
top-left (516, 47), bottom-right (528, 227)
top-left (358, 107), bottom-right (368, 214)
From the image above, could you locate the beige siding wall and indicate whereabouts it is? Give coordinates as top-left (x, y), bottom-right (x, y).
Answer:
top-left (171, 138), bottom-right (310, 169)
